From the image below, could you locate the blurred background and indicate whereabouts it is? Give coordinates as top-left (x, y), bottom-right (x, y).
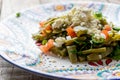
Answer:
top-left (0, 0), bottom-right (120, 80)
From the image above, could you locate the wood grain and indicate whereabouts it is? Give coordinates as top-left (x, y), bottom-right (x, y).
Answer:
top-left (0, 0), bottom-right (119, 80)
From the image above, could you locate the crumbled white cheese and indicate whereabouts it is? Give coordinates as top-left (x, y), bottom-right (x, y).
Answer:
top-left (87, 28), bottom-right (101, 34)
top-left (66, 36), bottom-right (72, 40)
top-left (52, 19), bottom-right (64, 29)
top-left (54, 37), bottom-right (66, 47)
top-left (73, 26), bottom-right (88, 32)
top-left (80, 22), bottom-right (85, 26)
top-left (94, 34), bottom-right (101, 40)
top-left (51, 7), bottom-right (103, 35)
top-left (99, 55), bottom-right (102, 59)
top-left (93, 33), bottom-right (106, 40)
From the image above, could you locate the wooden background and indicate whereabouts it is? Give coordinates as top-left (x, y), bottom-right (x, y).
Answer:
top-left (0, 0), bottom-right (120, 80)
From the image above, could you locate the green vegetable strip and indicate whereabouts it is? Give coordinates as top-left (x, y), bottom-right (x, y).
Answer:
top-left (101, 47), bottom-right (113, 58)
top-left (87, 47), bottom-right (113, 61)
top-left (59, 48), bottom-right (68, 57)
top-left (65, 38), bottom-right (77, 46)
top-left (50, 47), bottom-right (60, 55)
top-left (113, 56), bottom-right (120, 60)
top-left (65, 37), bottom-right (87, 46)
top-left (32, 34), bottom-right (44, 41)
top-left (78, 56), bottom-right (86, 62)
top-left (76, 30), bottom-right (87, 37)
top-left (50, 47), bottom-right (67, 57)
top-left (111, 44), bottom-right (120, 60)
top-left (87, 53), bottom-right (102, 61)
top-left (82, 47), bottom-right (106, 54)
top-left (67, 45), bottom-right (77, 63)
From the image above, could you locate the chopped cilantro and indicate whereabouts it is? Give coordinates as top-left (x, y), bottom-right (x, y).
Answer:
top-left (94, 11), bottom-right (103, 19)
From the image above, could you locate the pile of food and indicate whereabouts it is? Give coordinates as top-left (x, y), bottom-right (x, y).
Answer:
top-left (32, 7), bottom-right (120, 63)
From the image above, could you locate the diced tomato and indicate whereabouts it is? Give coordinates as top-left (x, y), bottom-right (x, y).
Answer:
top-left (41, 30), bottom-right (46, 36)
top-left (101, 30), bottom-right (109, 39)
top-left (66, 27), bottom-right (77, 37)
top-left (39, 21), bottom-right (46, 27)
top-left (47, 39), bottom-right (54, 49)
top-left (45, 25), bottom-right (52, 30)
top-left (40, 45), bottom-right (48, 53)
top-left (40, 39), bottom-right (54, 53)
top-left (104, 25), bottom-right (111, 31)
top-left (45, 25), bottom-right (52, 33)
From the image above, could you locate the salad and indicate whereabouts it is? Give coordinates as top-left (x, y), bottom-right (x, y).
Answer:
top-left (32, 7), bottom-right (120, 63)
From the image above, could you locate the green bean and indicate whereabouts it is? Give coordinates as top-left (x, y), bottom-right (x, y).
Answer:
top-left (52, 29), bottom-right (62, 34)
top-left (65, 37), bottom-right (86, 46)
top-left (61, 48), bottom-right (68, 57)
top-left (101, 47), bottom-right (113, 58)
top-left (112, 34), bottom-right (120, 41)
top-left (65, 38), bottom-right (77, 46)
top-left (32, 33), bottom-right (44, 41)
top-left (50, 47), bottom-right (59, 55)
top-left (82, 47), bottom-right (106, 54)
top-left (45, 17), bottom-right (58, 26)
top-left (87, 47), bottom-right (113, 61)
top-left (67, 45), bottom-right (77, 63)
top-left (50, 47), bottom-right (67, 57)
top-left (77, 37), bottom-right (87, 41)
top-left (76, 30), bottom-right (87, 37)
top-left (87, 53), bottom-right (102, 61)
top-left (78, 56), bottom-right (86, 62)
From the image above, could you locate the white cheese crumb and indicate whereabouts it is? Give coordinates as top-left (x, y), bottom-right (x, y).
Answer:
top-left (73, 26), bottom-right (88, 32)
top-left (99, 55), bottom-right (102, 59)
top-left (52, 19), bottom-right (64, 29)
top-left (66, 36), bottom-right (72, 40)
top-left (54, 37), bottom-right (66, 47)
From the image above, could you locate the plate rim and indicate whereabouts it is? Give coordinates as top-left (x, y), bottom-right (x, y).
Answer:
top-left (0, 1), bottom-right (120, 79)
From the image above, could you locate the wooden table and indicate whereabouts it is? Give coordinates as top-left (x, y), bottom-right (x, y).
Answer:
top-left (0, 0), bottom-right (120, 80)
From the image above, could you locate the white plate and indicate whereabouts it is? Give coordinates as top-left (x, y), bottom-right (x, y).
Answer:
top-left (0, 1), bottom-right (120, 79)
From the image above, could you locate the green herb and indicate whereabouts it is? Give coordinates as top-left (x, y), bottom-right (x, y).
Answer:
top-left (94, 11), bottom-right (102, 19)
top-left (16, 12), bottom-right (21, 18)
